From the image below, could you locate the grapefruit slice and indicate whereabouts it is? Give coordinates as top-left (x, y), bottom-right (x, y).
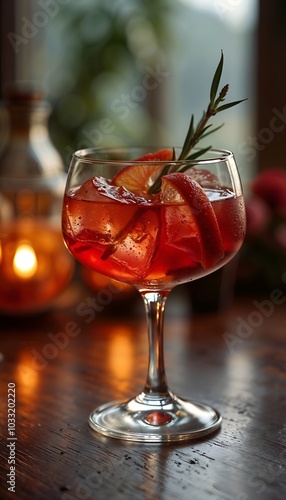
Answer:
top-left (161, 172), bottom-right (224, 269)
top-left (112, 148), bottom-right (174, 194)
top-left (134, 149), bottom-right (174, 162)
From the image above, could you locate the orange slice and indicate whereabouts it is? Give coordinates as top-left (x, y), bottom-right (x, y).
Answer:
top-left (161, 172), bottom-right (224, 269)
top-left (112, 148), bottom-right (174, 194)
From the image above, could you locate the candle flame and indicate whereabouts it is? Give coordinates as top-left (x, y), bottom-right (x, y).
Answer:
top-left (13, 243), bottom-right (38, 278)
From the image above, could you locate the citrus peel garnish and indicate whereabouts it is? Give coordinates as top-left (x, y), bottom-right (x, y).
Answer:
top-left (161, 172), bottom-right (224, 269)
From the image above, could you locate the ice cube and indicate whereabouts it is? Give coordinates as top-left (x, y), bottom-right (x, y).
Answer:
top-left (186, 168), bottom-right (219, 188)
top-left (162, 205), bottom-right (202, 262)
top-left (108, 208), bottom-right (160, 279)
top-left (76, 177), bottom-right (150, 204)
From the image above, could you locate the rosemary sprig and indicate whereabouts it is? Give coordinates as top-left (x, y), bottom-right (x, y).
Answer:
top-left (148, 51), bottom-right (247, 194)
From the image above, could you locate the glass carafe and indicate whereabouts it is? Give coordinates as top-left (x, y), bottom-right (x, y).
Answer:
top-left (0, 87), bottom-right (74, 314)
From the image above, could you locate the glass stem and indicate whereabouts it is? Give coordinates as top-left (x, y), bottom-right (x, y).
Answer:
top-left (140, 291), bottom-right (171, 399)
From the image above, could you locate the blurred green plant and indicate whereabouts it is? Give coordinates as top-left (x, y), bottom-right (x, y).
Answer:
top-left (46, 0), bottom-right (172, 165)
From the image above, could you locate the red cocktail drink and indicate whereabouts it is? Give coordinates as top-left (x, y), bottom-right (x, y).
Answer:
top-left (63, 179), bottom-right (245, 289)
top-left (62, 145), bottom-right (246, 442)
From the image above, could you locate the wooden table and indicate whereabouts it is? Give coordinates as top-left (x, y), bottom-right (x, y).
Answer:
top-left (1, 284), bottom-right (286, 500)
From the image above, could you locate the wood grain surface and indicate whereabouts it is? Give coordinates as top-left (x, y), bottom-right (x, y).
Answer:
top-left (1, 286), bottom-right (286, 500)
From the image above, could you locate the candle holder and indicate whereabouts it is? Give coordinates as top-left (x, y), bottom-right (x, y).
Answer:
top-left (0, 85), bottom-right (74, 314)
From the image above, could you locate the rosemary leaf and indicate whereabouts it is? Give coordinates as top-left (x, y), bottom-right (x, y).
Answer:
top-left (147, 51), bottom-right (247, 194)
top-left (216, 98), bottom-right (248, 113)
top-left (210, 51), bottom-right (224, 105)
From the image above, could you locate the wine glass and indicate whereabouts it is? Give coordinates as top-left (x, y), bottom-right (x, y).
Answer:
top-left (62, 146), bottom-right (246, 442)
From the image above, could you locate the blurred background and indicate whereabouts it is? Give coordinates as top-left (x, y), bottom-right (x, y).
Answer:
top-left (1, 0), bottom-right (258, 177)
top-left (1, 0), bottom-right (286, 314)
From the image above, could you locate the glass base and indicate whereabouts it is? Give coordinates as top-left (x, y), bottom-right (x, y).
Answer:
top-left (89, 392), bottom-right (222, 442)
